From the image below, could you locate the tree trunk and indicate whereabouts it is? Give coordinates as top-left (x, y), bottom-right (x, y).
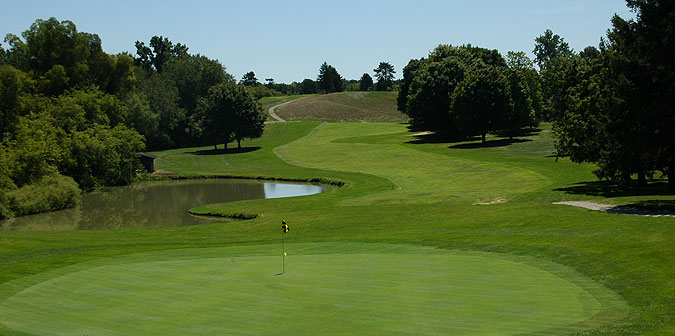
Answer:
top-left (224, 141), bottom-right (228, 150)
top-left (481, 133), bottom-right (486, 143)
top-left (637, 171), bottom-right (647, 187)
top-left (668, 165), bottom-right (675, 191)
top-left (237, 138), bottom-right (241, 149)
top-left (213, 143), bottom-right (217, 150)
top-left (621, 170), bottom-right (632, 184)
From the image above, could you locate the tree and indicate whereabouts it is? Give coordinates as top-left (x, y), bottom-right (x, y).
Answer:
top-left (298, 79), bottom-right (316, 94)
top-left (0, 65), bottom-right (32, 142)
top-left (373, 62), bottom-right (395, 91)
top-left (359, 73), bottom-right (373, 91)
top-left (533, 29), bottom-right (575, 121)
top-left (134, 36), bottom-right (188, 73)
top-left (552, 0), bottom-right (675, 188)
top-left (506, 51), bottom-right (543, 122)
top-left (533, 29), bottom-right (572, 71)
top-left (196, 82), bottom-right (264, 150)
top-left (452, 66), bottom-right (510, 143)
top-left (397, 58), bottom-right (422, 116)
top-left (3, 18), bottom-right (119, 96)
top-left (232, 89), bottom-right (266, 149)
top-left (164, 54), bottom-right (229, 114)
top-left (316, 62), bottom-right (342, 93)
top-left (240, 71), bottom-right (259, 86)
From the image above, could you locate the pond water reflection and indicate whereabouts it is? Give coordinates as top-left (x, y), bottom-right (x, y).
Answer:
top-left (0, 179), bottom-right (325, 231)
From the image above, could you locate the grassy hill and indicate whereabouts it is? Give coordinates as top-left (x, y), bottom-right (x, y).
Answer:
top-left (273, 91), bottom-right (407, 122)
top-left (0, 120), bottom-right (673, 334)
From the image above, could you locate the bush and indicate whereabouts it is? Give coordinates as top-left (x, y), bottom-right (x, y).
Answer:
top-left (7, 174), bottom-right (81, 217)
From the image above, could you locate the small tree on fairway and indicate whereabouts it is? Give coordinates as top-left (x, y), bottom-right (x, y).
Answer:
top-left (373, 62), bottom-right (395, 91)
top-left (359, 73), bottom-right (373, 91)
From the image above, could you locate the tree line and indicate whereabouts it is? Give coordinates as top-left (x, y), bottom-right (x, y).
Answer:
top-left (0, 18), bottom-right (265, 218)
top-left (540, 0), bottom-right (673, 189)
top-left (397, 45), bottom-right (541, 142)
top-left (239, 61), bottom-right (398, 97)
top-left (396, 0), bottom-right (673, 189)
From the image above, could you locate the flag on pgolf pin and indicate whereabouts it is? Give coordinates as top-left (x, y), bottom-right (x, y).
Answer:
top-left (281, 219), bottom-right (289, 273)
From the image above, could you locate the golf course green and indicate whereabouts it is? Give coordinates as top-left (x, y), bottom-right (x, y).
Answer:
top-left (0, 117), bottom-right (672, 334)
top-left (0, 243), bottom-right (625, 335)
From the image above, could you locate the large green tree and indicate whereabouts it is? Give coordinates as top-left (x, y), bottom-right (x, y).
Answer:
top-left (240, 71), bottom-right (259, 86)
top-left (373, 62), bottom-right (395, 91)
top-left (196, 82), bottom-right (264, 150)
top-left (134, 36), bottom-right (188, 73)
top-left (3, 18), bottom-right (126, 96)
top-left (452, 66), bottom-right (510, 143)
top-left (552, 0), bottom-right (674, 188)
top-left (359, 73), bottom-right (373, 91)
top-left (316, 62), bottom-right (342, 94)
top-left (533, 29), bottom-right (575, 121)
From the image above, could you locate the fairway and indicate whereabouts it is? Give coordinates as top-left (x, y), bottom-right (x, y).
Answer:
top-left (0, 243), bottom-right (625, 336)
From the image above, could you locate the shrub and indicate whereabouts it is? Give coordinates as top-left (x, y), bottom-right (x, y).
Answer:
top-left (7, 174), bottom-right (81, 217)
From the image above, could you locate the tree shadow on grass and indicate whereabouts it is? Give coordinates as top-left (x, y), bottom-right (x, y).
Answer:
top-left (555, 180), bottom-right (675, 198)
top-left (191, 147), bottom-right (261, 155)
top-left (449, 138), bottom-right (532, 149)
top-left (613, 200), bottom-right (675, 213)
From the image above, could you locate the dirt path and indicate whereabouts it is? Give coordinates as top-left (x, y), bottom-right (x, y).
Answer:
top-left (553, 201), bottom-right (675, 217)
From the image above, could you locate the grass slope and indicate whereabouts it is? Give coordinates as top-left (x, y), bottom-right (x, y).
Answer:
top-left (274, 91), bottom-right (407, 122)
top-left (0, 119), bottom-right (673, 335)
top-left (259, 94), bottom-right (314, 119)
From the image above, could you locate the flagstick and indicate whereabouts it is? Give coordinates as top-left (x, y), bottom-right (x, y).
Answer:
top-left (282, 230), bottom-right (285, 274)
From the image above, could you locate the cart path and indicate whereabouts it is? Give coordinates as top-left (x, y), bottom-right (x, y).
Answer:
top-left (268, 100), bottom-right (297, 122)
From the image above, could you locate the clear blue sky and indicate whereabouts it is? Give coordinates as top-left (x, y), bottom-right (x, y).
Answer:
top-left (2, 0), bottom-right (634, 83)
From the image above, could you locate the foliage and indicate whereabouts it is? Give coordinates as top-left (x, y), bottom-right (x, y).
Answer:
top-left (452, 66), bottom-right (510, 142)
top-left (62, 124), bottom-right (145, 190)
top-left (196, 82), bottom-right (265, 149)
top-left (5, 173), bottom-right (80, 217)
top-left (401, 45), bottom-right (538, 138)
top-left (551, 0), bottom-right (674, 189)
top-left (316, 62), bottom-right (342, 93)
top-left (240, 71), bottom-right (259, 86)
top-left (533, 29), bottom-right (574, 121)
top-left (358, 74), bottom-right (373, 91)
top-left (134, 36), bottom-right (188, 73)
top-left (298, 79), bottom-right (317, 94)
top-left (373, 62), bottom-right (395, 91)
top-left (3, 18), bottom-right (132, 97)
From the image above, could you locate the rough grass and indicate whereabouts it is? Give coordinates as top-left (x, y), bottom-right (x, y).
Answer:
top-left (259, 94), bottom-right (314, 119)
top-left (0, 120), bottom-right (673, 335)
top-left (274, 91), bottom-right (407, 122)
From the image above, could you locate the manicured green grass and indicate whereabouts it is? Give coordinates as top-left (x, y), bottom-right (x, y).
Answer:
top-left (0, 119), bottom-right (673, 335)
top-left (0, 243), bottom-right (626, 335)
top-left (274, 91), bottom-right (407, 122)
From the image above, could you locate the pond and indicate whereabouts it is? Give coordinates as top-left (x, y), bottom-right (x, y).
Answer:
top-left (0, 179), bottom-right (326, 231)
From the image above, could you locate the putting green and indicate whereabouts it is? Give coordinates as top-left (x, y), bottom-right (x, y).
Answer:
top-left (0, 243), bottom-right (626, 335)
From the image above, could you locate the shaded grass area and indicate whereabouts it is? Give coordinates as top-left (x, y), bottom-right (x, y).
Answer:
top-left (275, 91), bottom-right (408, 122)
top-left (0, 121), bottom-right (673, 335)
